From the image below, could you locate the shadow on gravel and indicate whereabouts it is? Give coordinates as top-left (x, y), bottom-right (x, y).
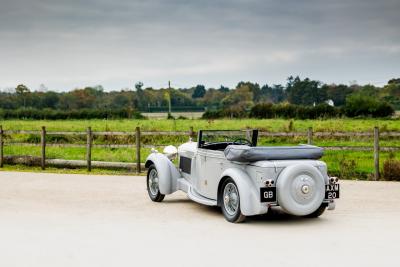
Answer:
top-left (246, 208), bottom-right (316, 225)
top-left (162, 197), bottom-right (326, 225)
top-left (197, 204), bottom-right (325, 225)
top-left (162, 198), bottom-right (193, 204)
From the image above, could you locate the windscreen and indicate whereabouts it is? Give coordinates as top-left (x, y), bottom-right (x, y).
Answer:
top-left (199, 130), bottom-right (258, 147)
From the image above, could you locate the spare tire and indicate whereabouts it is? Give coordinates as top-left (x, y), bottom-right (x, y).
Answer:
top-left (276, 164), bottom-right (325, 216)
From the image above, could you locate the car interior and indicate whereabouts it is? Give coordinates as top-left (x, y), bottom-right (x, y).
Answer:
top-left (198, 130), bottom-right (258, 151)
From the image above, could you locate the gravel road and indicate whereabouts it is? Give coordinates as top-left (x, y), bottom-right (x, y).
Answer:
top-left (0, 171), bottom-right (399, 267)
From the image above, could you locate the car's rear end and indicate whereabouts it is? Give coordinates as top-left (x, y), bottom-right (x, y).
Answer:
top-left (225, 145), bottom-right (339, 217)
top-left (246, 160), bottom-right (339, 217)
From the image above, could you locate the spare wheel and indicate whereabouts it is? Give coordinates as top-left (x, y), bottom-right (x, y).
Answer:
top-left (276, 164), bottom-right (325, 216)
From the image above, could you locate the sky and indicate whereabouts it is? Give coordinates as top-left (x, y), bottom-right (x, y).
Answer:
top-left (0, 0), bottom-right (399, 91)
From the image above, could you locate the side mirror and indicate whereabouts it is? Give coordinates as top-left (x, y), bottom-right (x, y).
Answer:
top-left (163, 145), bottom-right (178, 160)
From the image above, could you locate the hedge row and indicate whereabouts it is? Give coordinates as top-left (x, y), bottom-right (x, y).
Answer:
top-left (249, 103), bottom-right (341, 119)
top-left (203, 101), bottom-right (394, 119)
top-left (0, 108), bottom-right (145, 120)
top-left (343, 95), bottom-right (395, 117)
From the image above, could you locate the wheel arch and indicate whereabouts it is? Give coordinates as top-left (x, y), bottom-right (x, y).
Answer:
top-left (145, 160), bottom-right (154, 169)
top-left (217, 176), bottom-right (230, 207)
top-left (218, 168), bottom-right (264, 216)
top-left (145, 153), bottom-right (180, 195)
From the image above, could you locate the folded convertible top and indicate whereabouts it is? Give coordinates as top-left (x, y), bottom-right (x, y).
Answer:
top-left (224, 145), bottom-right (324, 162)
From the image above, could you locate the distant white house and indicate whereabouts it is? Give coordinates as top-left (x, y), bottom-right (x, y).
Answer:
top-left (313, 99), bottom-right (334, 106)
top-left (326, 99), bottom-right (334, 106)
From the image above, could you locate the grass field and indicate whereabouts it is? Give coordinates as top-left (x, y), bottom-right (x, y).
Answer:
top-left (1, 118), bottom-right (400, 179)
top-left (2, 118), bottom-right (400, 132)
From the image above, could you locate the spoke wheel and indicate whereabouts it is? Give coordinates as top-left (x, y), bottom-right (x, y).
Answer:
top-left (221, 178), bottom-right (246, 223)
top-left (146, 165), bottom-right (165, 202)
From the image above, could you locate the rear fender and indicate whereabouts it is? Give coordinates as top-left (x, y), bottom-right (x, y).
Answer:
top-left (145, 153), bottom-right (180, 195)
top-left (219, 168), bottom-right (263, 216)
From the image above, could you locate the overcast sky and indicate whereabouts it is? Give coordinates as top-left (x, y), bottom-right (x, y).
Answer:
top-left (1, 0), bottom-right (399, 91)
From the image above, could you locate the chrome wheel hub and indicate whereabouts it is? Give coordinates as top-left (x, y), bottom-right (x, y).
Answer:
top-left (301, 185), bottom-right (310, 194)
top-left (224, 195), bottom-right (230, 204)
top-left (148, 169), bottom-right (159, 196)
top-left (223, 182), bottom-right (239, 216)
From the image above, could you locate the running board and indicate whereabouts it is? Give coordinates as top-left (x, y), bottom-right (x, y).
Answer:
top-left (177, 178), bottom-right (190, 193)
top-left (187, 186), bottom-right (217, 206)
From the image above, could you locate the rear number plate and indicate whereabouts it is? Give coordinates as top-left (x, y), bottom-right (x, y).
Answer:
top-left (325, 184), bottom-right (340, 199)
top-left (260, 187), bottom-right (276, 202)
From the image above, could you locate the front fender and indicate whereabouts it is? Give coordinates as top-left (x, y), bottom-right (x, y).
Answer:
top-left (145, 153), bottom-right (180, 195)
top-left (220, 168), bottom-right (265, 216)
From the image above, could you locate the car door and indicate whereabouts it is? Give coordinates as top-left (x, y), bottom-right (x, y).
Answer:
top-left (193, 148), bottom-right (208, 194)
top-left (201, 150), bottom-right (226, 199)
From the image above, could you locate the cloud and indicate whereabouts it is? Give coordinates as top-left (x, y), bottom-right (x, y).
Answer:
top-left (0, 0), bottom-right (399, 90)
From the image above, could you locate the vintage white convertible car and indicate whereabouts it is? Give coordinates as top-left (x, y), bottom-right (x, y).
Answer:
top-left (145, 130), bottom-right (339, 223)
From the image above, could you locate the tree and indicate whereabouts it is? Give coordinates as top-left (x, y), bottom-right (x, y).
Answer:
top-left (221, 84), bottom-right (253, 109)
top-left (286, 76), bottom-right (327, 105)
top-left (135, 82), bottom-right (145, 109)
top-left (236, 81), bottom-right (261, 102)
top-left (358, 84), bottom-right (379, 97)
top-left (388, 78), bottom-right (400, 85)
top-left (218, 85), bottom-right (230, 93)
top-left (135, 82), bottom-right (144, 91)
top-left (111, 94), bottom-right (130, 109)
top-left (381, 79), bottom-right (400, 109)
top-left (325, 84), bottom-right (354, 106)
top-left (192, 85), bottom-right (206, 98)
top-left (201, 88), bottom-right (227, 109)
top-left (260, 84), bottom-right (286, 103)
top-left (41, 91), bottom-right (59, 109)
top-left (15, 84), bottom-right (30, 108)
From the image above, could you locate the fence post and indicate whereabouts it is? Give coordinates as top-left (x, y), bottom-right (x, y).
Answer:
top-left (307, 127), bottom-right (313, 145)
top-left (245, 129), bottom-right (251, 141)
top-left (41, 126), bottom-right (46, 170)
top-left (136, 127), bottom-right (141, 173)
top-left (86, 127), bottom-right (92, 172)
top-left (189, 126), bottom-right (194, 141)
top-left (0, 125), bottom-right (3, 168)
top-left (374, 127), bottom-right (380, 180)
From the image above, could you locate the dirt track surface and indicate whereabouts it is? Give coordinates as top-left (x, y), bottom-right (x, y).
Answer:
top-left (0, 171), bottom-right (399, 267)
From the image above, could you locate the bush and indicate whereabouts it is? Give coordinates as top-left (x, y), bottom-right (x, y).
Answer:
top-left (202, 110), bottom-right (223, 119)
top-left (383, 156), bottom-right (400, 181)
top-left (249, 103), bottom-right (341, 119)
top-left (202, 106), bottom-right (247, 119)
top-left (167, 113), bottom-right (175, 120)
top-left (0, 108), bottom-right (145, 120)
top-left (344, 95), bottom-right (394, 117)
top-left (249, 103), bottom-right (274, 118)
top-left (339, 157), bottom-right (357, 179)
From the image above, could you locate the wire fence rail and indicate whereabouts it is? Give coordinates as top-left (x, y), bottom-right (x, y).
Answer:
top-left (0, 125), bottom-right (398, 180)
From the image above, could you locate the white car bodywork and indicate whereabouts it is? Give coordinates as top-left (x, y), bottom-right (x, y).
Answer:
top-left (145, 131), bottom-right (338, 221)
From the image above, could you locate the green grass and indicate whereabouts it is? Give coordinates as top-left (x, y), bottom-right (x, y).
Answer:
top-left (4, 145), bottom-right (152, 162)
top-left (323, 150), bottom-right (400, 179)
top-left (1, 118), bottom-right (399, 179)
top-left (0, 164), bottom-right (138, 175)
top-left (1, 118), bottom-right (400, 132)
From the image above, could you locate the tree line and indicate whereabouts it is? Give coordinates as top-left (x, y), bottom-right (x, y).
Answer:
top-left (0, 76), bottom-right (399, 119)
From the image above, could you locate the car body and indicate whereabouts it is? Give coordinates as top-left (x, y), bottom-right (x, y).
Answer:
top-left (145, 129), bottom-right (339, 223)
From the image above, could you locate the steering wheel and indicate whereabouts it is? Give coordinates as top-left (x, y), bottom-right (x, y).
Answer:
top-left (232, 138), bottom-right (252, 146)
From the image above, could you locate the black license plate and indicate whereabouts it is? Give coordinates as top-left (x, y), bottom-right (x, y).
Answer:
top-left (260, 187), bottom-right (276, 202)
top-left (325, 184), bottom-right (340, 199)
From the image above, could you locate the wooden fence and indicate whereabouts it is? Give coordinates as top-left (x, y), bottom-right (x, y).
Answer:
top-left (0, 125), bottom-right (399, 180)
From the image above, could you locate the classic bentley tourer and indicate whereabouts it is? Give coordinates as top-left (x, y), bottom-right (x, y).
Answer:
top-left (145, 130), bottom-right (339, 223)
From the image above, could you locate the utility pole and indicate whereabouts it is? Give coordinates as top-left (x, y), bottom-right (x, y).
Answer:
top-left (168, 81), bottom-right (172, 114)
